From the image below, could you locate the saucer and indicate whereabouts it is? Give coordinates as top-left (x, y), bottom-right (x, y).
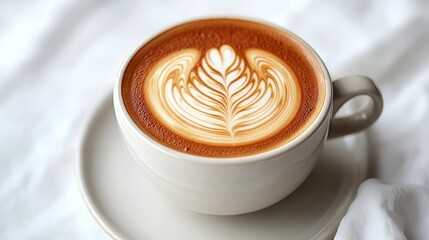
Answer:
top-left (77, 93), bottom-right (368, 240)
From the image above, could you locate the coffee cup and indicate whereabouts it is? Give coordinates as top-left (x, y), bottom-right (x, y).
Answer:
top-left (113, 18), bottom-right (383, 215)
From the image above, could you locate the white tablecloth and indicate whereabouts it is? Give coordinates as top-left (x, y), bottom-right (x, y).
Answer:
top-left (1, 0), bottom-right (428, 239)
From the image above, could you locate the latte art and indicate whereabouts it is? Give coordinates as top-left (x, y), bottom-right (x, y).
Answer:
top-left (122, 19), bottom-right (324, 157)
top-left (145, 45), bottom-right (301, 145)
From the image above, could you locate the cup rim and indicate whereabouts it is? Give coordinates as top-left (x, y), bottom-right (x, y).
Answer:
top-left (113, 17), bottom-right (332, 165)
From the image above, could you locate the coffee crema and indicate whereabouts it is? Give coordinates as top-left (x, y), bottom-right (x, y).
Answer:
top-left (122, 19), bottom-right (326, 157)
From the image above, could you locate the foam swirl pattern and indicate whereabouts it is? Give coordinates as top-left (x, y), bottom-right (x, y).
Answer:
top-left (145, 45), bottom-right (301, 145)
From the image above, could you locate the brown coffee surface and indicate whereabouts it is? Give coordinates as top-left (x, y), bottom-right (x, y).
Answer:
top-left (122, 19), bottom-right (325, 157)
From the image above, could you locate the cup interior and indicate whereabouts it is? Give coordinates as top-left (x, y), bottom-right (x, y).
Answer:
top-left (114, 17), bottom-right (332, 164)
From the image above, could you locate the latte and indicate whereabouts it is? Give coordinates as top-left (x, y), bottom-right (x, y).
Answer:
top-left (122, 19), bottom-right (326, 157)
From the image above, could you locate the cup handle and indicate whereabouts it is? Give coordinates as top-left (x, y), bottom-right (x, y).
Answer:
top-left (328, 75), bottom-right (383, 138)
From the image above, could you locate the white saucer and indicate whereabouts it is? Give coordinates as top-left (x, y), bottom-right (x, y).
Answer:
top-left (77, 94), bottom-right (368, 240)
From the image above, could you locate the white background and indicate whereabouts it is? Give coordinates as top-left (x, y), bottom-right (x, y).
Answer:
top-left (1, 0), bottom-right (429, 239)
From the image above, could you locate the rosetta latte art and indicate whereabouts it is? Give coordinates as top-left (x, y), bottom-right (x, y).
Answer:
top-left (145, 45), bottom-right (301, 145)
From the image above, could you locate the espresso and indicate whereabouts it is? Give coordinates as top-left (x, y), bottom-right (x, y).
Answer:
top-left (122, 19), bottom-right (325, 157)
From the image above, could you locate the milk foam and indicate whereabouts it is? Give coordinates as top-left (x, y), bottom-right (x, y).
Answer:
top-left (145, 45), bottom-right (301, 145)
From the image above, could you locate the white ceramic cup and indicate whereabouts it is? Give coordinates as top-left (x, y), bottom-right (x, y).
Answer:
top-left (113, 18), bottom-right (383, 216)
